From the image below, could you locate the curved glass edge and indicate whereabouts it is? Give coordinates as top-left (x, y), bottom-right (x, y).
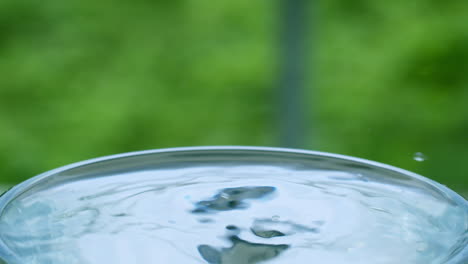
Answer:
top-left (1, 146), bottom-right (465, 210)
top-left (0, 146), bottom-right (466, 263)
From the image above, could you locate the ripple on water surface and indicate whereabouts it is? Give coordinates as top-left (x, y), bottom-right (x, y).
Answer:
top-left (0, 165), bottom-right (466, 264)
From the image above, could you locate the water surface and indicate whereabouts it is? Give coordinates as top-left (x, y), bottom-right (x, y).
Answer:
top-left (0, 165), bottom-right (466, 263)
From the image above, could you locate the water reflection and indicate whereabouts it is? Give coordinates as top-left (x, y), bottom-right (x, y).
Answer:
top-left (1, 167), bottom-right (465, 264)
top-left (193, 186), bottom-right (290, 263)
top-left (192, 186), bottom-right (276, 213)
top-left (198, 236), bottom-right (289, 264)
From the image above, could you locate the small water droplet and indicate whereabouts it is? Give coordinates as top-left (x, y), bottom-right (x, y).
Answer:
top-left (272, 215), bottom-right (280, 221)
top-left (413, 152), bottom-right (427, 162)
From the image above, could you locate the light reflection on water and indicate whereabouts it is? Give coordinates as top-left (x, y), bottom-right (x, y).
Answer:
top-left (0, 166), bottom-right (466, 264)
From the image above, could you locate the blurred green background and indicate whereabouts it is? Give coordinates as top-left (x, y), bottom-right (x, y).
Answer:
top-left (0, 0), bottom-right (466, 195)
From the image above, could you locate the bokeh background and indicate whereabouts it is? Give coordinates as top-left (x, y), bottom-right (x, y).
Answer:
top-left (0, 0), bottom-right (467, 195)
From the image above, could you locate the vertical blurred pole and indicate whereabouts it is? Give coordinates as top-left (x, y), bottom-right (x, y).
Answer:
top-left (278, 0), bottom-right (308, 148)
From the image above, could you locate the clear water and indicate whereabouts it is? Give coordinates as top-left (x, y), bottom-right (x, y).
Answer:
top-left (0, 165), bottom-right (466, 264)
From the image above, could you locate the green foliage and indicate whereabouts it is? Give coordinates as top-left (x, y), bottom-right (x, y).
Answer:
top-left (0, 0), bottom-right (466, 193)
top-left (314, 0), bottom-right (468, 191)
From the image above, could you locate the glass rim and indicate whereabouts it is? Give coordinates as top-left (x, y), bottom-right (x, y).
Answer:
top-left (1, 146), bottom-right (466, 206)
top-left (0, 146), bottom-right (466, 263)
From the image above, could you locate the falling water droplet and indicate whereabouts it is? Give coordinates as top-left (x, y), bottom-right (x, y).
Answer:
top-left (413, 152), bottom-right (427, 162)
